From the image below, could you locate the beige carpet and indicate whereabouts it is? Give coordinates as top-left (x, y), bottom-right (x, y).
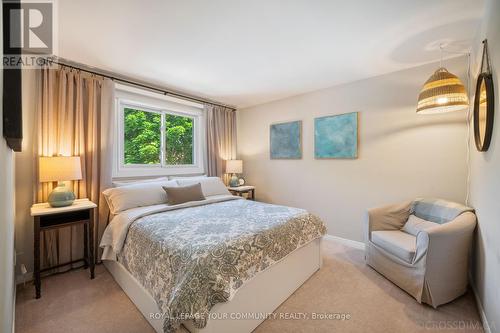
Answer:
top-left (16, 238), bottom-right (484, 333)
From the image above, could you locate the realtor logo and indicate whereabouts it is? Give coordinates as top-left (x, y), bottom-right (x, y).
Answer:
top-left (3, 1), bottom-right (53, 55)
top-left (2, 1), bottom-right (55, 68)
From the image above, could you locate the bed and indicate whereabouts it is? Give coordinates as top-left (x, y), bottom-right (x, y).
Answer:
top-left (100, 177), bottom-right (326, 333)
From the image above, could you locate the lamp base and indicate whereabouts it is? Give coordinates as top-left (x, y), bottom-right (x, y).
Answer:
top-left (48, 182), bottom-right (76, 207)
top-left (229, 174), bottom-right (239, 187)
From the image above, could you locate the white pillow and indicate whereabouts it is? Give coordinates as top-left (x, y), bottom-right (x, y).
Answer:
top-left (112, 177), bottom-right (169, 187)
top-left (103, 180), bottom-right (178, 214)
top-left (402, 214), bottom-right (439, 236)
top-left (176, 177), bottom-right (230, 197)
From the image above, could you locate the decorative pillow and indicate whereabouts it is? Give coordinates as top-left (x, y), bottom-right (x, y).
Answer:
top-left (176, 177), bottom-right (230, 197)
top-left (412, 198), bottom-right (474, 224)
top-left (112, 177), bottom-right (169, 187)
top-left (402, 214), bottom-right (439, 236)
top-left (163, 183), bottom-right (206, 205)
top-left (102, 180), bottom-right (178, 214)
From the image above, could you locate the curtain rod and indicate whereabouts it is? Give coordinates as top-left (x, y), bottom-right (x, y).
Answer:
top-left (46, 57), bottom-right (237, 111)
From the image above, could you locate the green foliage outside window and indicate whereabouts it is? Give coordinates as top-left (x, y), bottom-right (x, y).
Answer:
top-left (165, 114), bottom-right (193, 165)
top-left (124, 108), bottom-right (161, 164)
top-left (123, 107), bottom-right (194, 165)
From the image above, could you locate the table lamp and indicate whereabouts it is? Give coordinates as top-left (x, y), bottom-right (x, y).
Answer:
top-left (226, 160), bottom-right (242, 187)
top-left (39, 156), bottom-right (82, 207)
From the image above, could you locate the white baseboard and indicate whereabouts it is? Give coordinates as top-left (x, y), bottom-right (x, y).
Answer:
top-left (16, 272), bottom-right (33, 285)
top-left (469, 275), bottom-right (492, 333)
top-left (12, 284), bottom-right (16, 333)
top-left (323, 234), bottom-right (365, 250)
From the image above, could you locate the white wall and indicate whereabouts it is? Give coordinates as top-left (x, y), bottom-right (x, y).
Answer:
top-left (0, 101), bottom-right (16, 333)
top-left (0, 2), bottom-right (16, 330)
top-left (238, 56), bottom-right (468, 242)
top-left (470, 0), bottom-right (500, 331)
top-left (14, 69), bottom-right (36, 277)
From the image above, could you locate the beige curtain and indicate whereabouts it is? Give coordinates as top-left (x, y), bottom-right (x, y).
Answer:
top-left (34, 66), bottom-right (114, 270)
top-left (205, 104), bottom-right (237, 184)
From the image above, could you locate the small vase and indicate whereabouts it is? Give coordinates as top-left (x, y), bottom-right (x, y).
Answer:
top-left (229, 174), bottom-right (239, 187)
top-left (48, 182), bottom-right (76, 207)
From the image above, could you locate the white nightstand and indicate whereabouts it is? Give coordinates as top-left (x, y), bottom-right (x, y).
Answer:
top-left (228, 185), bottom-right (255, 200)
top-left (31, 198), bottom-right (97, 298)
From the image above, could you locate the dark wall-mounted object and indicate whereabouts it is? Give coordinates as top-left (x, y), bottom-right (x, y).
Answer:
top-left (474, 39), bottom-right (495, 152)
top-left (3, 69), bottom-right (23, 152)
top-left (474, 73), bottom-right (494, 151)
top-left (2, 0), bottom-right (23, 152)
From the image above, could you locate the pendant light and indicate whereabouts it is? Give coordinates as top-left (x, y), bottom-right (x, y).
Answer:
top-left (416, 46), bottom-right (469, 114)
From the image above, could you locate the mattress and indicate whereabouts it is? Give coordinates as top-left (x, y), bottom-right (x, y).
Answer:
top-left (100, 196), bottom-right (326, 332)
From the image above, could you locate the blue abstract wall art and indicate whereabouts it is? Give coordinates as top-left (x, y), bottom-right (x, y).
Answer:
top-left (270, 120), bottom-right (302, 159)
top-left (314, 112), bottom-right (358, 159)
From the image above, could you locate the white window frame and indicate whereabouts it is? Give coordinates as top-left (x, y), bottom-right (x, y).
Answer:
top-left (113, 84), bottom-right (205, 178)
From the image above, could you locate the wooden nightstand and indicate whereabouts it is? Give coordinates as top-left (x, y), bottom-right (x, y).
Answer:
top-left (30, 199), bottom-right (97, 299)
top-left (228, 185), bottom-right (255, 200)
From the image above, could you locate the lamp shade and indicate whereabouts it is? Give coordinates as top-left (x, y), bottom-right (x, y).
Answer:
top-left (226, 159), bottom-right (243, 174)
top-left (39, 156), bottom-right (82, 182)
top-left (417, 67), bottom-right (469, 114)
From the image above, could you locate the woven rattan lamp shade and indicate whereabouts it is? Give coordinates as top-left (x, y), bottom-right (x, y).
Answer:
top-left (416, 67), bottom-right (469, 114)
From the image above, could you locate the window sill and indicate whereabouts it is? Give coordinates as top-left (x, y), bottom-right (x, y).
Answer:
top-left (112, 165), bottom-right (204, 179)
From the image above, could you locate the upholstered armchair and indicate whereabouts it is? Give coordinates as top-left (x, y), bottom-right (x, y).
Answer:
top-left (365, 198), bottom-right (476, 308)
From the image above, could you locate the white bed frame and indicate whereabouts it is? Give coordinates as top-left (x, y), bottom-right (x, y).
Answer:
top-left (103, 238), bottom-right (322, 333)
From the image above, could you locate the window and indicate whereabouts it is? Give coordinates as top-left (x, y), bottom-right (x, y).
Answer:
top-left (114, 85), bottom-right (205, 177)
top-left (124, 108), bottom-right (162, 165)
top-left (123, 108), bottom-right (194, 166)
top-left (165, 114), bottom-right (194, 165)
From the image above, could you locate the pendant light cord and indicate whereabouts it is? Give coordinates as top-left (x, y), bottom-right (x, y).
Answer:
top-left (465, 53), bottom-right (471, 206)
top-left (439, 44), bottom-right (444, 68)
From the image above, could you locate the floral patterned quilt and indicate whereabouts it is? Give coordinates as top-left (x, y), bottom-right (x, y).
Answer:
top-left (117, 197), bottom-right (326, 332)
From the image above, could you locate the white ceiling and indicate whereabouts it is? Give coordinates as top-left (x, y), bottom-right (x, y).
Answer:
top-left (58, 0), bottom-right (484, 108)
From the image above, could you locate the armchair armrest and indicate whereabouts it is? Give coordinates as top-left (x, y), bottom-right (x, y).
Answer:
top-left (366, 201), bottom-right (412, 241)
top-left (414, 211), bottom-right (476, 305)
top-left (419, 211), bottom-right (476, 264)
